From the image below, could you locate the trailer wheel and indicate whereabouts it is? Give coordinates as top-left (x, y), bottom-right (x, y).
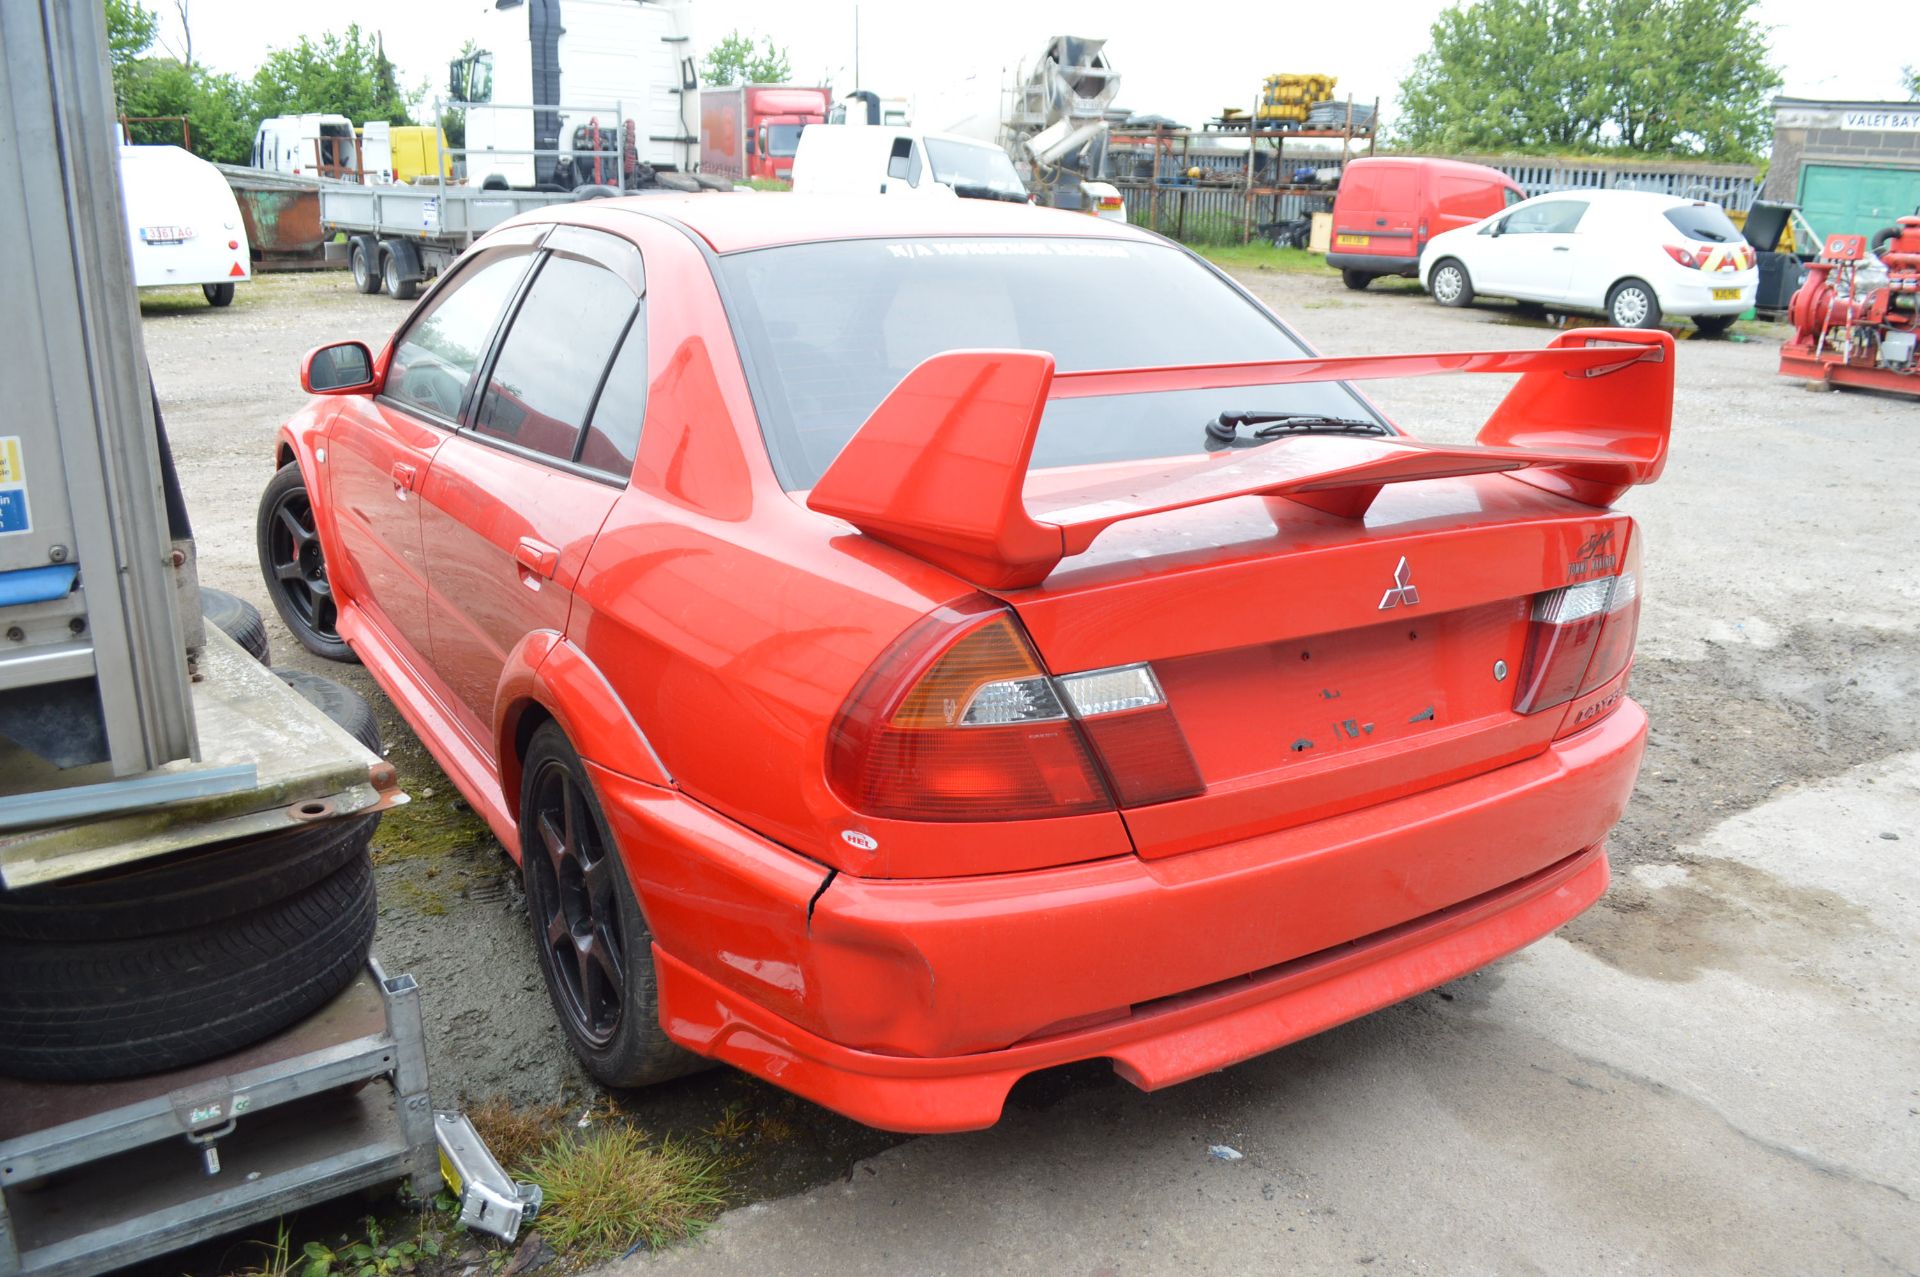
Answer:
top-left (202, 282), bottom-right (235, 307)
top-left (380, 239), bottom-right (421, 301)
top-left (0, 854), bottom-right (377, 1081)
top-left (200, 586), bottom-right (269, 663)
top-left (349, 235), bottom-right (381, 294)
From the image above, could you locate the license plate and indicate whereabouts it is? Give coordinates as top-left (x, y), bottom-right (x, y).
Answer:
top-left (1335, 234), bottom-right (1370, 247)
top-left (139, 225), bottom-right (194, 244)
top-left (1711, 287), bottom-right (1741, 301)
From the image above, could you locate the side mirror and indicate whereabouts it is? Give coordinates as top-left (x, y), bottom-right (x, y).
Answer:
top-left (302, 341), bottom-right (376, 394)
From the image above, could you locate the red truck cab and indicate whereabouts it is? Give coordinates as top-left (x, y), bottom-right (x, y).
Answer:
top-left (700, 85), bottom-right (831, 183)
top-left (1328, 156), bottom-right (1525, 289)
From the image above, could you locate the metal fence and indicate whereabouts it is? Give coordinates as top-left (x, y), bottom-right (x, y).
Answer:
top-left (1118, 184), bottom-right (1329, 243)
top-left (1476, 157), bottom-right (1760, 209)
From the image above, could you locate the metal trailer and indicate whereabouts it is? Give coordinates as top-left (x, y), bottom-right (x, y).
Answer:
top-left (0, 5), bottom-right (512, 1272)
top-left (319, 99), bottom-right (633, 299)
top-left (0, 963), bottom-right (437, 1277)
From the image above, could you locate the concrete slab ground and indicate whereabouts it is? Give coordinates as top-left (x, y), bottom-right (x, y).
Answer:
top-left (620, 752), bottom-right (1917, 1275)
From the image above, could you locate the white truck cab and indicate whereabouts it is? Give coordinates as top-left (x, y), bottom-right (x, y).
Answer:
top-left (790, 125), bottom-right (1028, 202)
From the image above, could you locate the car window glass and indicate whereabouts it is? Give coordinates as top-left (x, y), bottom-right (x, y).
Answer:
top-left (474, 254), bottom-right (638, 462)
top-left (1503, 187), bottom-right (1524, 207)
top-left (386, 250), bottom-right (533, 421)
top-left (1503, 199), bottom-right (1587, 235)
top-left (577, 311), bottom-right (646, 478)
top-left (1664, 202), bottom-right (1742, 243)
top-left (719, 237), bottom-right (1380, 489)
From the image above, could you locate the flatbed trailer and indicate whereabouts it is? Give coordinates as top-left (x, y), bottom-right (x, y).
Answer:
top-left (317, 176), bottom-right (576, 297)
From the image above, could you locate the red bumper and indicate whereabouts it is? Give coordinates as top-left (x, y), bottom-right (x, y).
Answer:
top-left (596, 702), bottom-right (1643, 1133)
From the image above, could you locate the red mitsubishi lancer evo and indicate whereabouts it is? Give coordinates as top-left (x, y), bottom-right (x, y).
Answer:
top-left (261, 195), bottom-right (1663, 1132)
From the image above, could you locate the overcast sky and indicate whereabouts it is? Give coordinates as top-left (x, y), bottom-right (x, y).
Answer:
top-left (149, 0), bottom-right (1914, 134)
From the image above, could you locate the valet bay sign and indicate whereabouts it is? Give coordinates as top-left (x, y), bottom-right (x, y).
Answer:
top-left (1842, 107), bottom-right (1920, 132)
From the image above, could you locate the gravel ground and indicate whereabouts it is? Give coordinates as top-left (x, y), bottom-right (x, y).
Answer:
top-left (139, 256), bottom-right (1920, 1214)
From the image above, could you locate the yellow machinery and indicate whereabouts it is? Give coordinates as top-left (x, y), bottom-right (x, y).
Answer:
top-left (1255, 73), bottom-right (1336, 125)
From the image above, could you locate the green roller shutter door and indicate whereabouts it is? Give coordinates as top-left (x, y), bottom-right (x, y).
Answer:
top-left (1798, 164), bottom-right (1920, 240)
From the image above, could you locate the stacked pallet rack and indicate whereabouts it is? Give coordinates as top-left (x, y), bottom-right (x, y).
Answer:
top-left (1106, 98), bottom-right (1378, 245)
top-left (1233, 97), bottom-right (1379, 244)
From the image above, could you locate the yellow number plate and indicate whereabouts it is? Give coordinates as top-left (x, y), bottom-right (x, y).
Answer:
top-left (1335, 234), bottom-right (1370, 247)
top-left (1711, 287), bottom-right (1741, 301)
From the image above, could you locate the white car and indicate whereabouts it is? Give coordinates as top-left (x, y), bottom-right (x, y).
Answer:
top-left (1419, 189), bottom-right (1757, 332)
top-left (791, 125), bottom-right (1030, 204)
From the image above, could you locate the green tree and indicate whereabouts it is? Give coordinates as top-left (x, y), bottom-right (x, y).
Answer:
top-left (117, 58), bottom-right (252, 161)
top-left (251, 25), bottom-right (412, 124)
top-left (1907, 64), bottom-right (1918, 99)
top-left (102, 0), bottom-right (159, 67)
top-left (1395, 0), bottom-right (1780, 160)
top-left (700, 30), bottom-right (792, 86)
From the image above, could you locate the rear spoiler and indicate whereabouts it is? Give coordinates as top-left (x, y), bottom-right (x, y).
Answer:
top-left (806, 329), bottom-right (1672, 589)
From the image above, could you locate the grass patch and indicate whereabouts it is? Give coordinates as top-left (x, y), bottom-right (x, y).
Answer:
top-left (468, 1095), bottom-right (569, 1173)
top-left (524, 1127), bottom-right (725, 1258)
top-left (1197, 243), bottom-right (1328, 274)
top-left (740, 177), bottom-right (790, 192)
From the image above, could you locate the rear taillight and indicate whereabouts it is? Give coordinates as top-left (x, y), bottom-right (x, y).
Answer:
top-left (829, 602), bottom-right (1202, 821)
top-left (1512, 532), bottom-right (1641, 718)
top-left (1099, 195), bottom-right (1124, 209)
top-left (1663, 243), bottom-right (1711, 269)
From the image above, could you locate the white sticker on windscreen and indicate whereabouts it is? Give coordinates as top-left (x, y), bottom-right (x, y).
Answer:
top-left (883, 240), bottom-right (1133, 260)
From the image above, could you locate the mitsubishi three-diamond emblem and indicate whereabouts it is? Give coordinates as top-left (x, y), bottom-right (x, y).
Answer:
top-left (1378, 556), bottom-right (1420, 610)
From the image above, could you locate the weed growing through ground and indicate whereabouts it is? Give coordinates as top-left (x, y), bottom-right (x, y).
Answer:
top-left (523, 1126), bottom-right (725, 1258)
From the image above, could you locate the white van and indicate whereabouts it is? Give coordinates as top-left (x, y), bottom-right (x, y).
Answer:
top-left (118, 145), bottom-right (251, 306)
top-left (790, 125), bottom-right (1028, 202)
top-left (251, 113), bottom-right (355, 177)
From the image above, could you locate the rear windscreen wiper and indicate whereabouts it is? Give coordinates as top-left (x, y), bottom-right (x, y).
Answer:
top-left (1206, 411), bottom-right (1390, 446)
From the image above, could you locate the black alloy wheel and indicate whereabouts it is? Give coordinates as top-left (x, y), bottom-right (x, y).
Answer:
top-left (516, 723), bottom-right (703, 1087)
top-left (257, 463), bottom-right (354, 661)
top-left (525, 754), bottom-right (628, 1048)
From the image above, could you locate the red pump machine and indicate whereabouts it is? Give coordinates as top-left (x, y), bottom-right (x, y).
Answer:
top-left (1779, 218), bottom-right (1920, 396)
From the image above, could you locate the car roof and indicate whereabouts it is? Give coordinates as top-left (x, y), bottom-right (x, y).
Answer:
top-left (1348, 155), bottom-right (1518, 183)
top-left (569, 193), bottom-right (1163, 254)
top-left (1513, 189), bottom-right (1698, 211)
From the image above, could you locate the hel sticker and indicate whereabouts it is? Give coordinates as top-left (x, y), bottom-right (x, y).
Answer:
top-left (840, 829), bottom-right (879, 852)
top-left (0, 437), bottom-right (22, 484)
top-left (883, 240), bottom-right (1131, 261)
top-left (0, 486), bottom-right (29, 536)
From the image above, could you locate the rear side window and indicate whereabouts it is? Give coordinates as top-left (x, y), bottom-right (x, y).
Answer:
top-left (387, 250), bottom-right (533, 422)
top-left (1502, 186), bottom-right (1525, 207)
top-left (474, 255), bottom-right (637, 462)
top-left (1664, 202), bottom-right (1742, 243)
top-left (577, 317), bottom-right (646, 478)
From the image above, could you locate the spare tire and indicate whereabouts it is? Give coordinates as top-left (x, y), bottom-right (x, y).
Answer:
top-left (0, 856), bottom-right (377, 1081)
top-left (693, 173), bottom-right (734, 192)
top-left (0, 811), bottom-right (378, 943)
top-left (571, 183), bottom-right (620, 202)
top-left (274, 669), bottom-right (381, 755)
top-left (652, 172), bottom-right (702, 193)
top-left (201, 587), bottom-right (269, 663)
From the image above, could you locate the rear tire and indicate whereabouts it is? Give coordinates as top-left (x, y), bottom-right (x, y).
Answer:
top-left (1429, 259), bottom-right (1473, 308)
top-left (200, 586), bottom-right (269, 663)
top-left (1341, 269), bottom-right (1372, 291)
top-left (1694, 314), bottom-right (1736, 337)
top-left (202, 282), bottom-right (235, 307)
top-left (1606, 278), bottom-right (1662, 329)
top-left (380, 239), bottom-right (421, 301)
top-left (520, 723), bottom-right (705, 1088)
top-left (257, 462), bottom-right (356, 662)
top-left (350, 236), bottom-right (381, 294)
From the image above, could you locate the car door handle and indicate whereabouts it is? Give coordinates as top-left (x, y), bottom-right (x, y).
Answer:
top-left (1374, 217), bottom-right (1387, 226)
top-left (515, 537), bottom-right (559, 582)
top-left (390, 461), bottom-right (417, 493)
top-left (1552, 246), bottom-right (1570, 252)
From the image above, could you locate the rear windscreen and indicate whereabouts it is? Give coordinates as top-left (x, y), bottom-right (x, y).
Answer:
top-left (1664, 203), bottom-right (1743, 243)
top-left (716, 237), bottom-right (1383, 489)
